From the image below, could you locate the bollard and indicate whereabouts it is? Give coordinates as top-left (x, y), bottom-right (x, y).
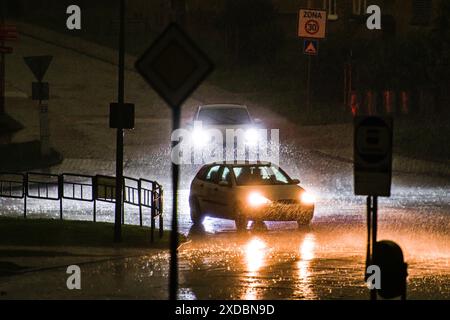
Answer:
top-left (350, 91), bottom-right (359, 116)
top-left (365, 90), bottom-right (376, 116)
top-left (400, 91), bottom-right (410, 115)
top-left (373, 240), bottom-right (408, 300)
top-left (383, 90), bottom-right (396, 115)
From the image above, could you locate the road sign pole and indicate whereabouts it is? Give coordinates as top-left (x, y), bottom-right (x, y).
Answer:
top-left (135, 22), bottom-right (214, 302)
top-left (365, 195), bottom-right (372, 279)
top-left (170, 2), bottom-right (185, 291)
top-left (38, 94), bottom-right (51, 157)
top-left (365, 195), bottom-right (378, 301)
top-left (0, 0), bottom-right (5, 114)
top-left (169, 107), bottom-right (181, 301)
top-left (371, 195), bottom-right (378, 301)
top-left (298, 8), bottom-right (326, 113)
top-left (347, 50), bottom-right (353, 111)
top-left (114, 0), bottom-right (125, 243)
top-left (306, 55), bottom-right (312, 112)
top-left (0, 50), bottom-right (4, 114)
top-left (114, 0), bottom-right (125, 242)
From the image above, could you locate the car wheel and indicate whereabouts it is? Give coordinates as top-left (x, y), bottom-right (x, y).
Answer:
top-left (297, 210), bottom-right (314, 229)
top-left (251, 220), bottom-right (268, 231)
top-left (190, 197), bottom-right (204, 225)
top-left (234, 206), bottom-right (248, 232)
top-left (297, 218), bottom-right (312, 229)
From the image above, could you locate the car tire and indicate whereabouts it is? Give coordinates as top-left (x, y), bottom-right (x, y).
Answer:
top-left (297, 218), bottom-right (312, 229)
top-left (251, 220), bottom-right (268, 231)
top-left (190, 197), bottom-right (204, 225)
top-left (234, 206), bottom-right (248, 232)
top-left (297, 210), bottom-right (314, 228)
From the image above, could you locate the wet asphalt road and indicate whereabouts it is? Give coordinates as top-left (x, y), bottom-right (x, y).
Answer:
top-left (1, 146), bottom-right (449, 300)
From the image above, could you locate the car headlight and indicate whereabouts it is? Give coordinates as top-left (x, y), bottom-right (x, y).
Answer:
top-left (192, 128), bottom-right (209, 147)
top-left (244, 128), bottom-right (259, 146)
top-left (300, 192), bottom-right (316, 205)
top-left (248, 192), bottom-right (271, 207)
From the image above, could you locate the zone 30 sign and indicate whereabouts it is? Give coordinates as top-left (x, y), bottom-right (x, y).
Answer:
top-left (298, 9), bottom-right (327, 39)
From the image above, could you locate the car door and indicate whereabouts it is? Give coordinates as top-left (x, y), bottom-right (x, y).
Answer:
top-left (191, 165), bottom-right (209, 203)
top-left (212, 166), bottom-right (235, 218)
top-left (199, 165), bottom-right (221, 215)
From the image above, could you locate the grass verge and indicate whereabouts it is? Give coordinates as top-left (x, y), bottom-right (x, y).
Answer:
top-left (0, 217), bottom-right (184, 249)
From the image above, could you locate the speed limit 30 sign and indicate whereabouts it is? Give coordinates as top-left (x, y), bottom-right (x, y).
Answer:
top-left (298, 9), bottom-right (327, 39)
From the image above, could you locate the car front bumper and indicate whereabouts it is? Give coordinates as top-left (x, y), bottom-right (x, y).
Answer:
top-left (243, 202), bottom-right (314, 222)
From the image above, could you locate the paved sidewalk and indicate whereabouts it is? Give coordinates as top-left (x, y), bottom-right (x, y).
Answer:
top-left (0, 245), bottom-right (169, 299)
top-left (0, 246), bottom-right (153, 274)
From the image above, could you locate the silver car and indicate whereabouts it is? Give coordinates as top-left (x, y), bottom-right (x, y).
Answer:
top-left (189, 161), bottom-right (315, 231)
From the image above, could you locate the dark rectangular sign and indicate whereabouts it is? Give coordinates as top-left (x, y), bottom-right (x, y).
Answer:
top-left (354, 116), bottom-right (393, 197)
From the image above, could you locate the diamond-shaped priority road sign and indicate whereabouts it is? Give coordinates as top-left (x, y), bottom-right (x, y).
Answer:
top-left (24, 56), bottom-right (53, 82)
top-left (135, 23), bottom-right (214, 109)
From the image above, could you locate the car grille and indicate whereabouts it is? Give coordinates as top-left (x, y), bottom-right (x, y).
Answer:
top-left (276, 199), bottom-right (299, 205)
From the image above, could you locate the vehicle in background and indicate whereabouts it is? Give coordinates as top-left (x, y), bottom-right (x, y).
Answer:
top-left (187, 104), bottom-right (262, 148)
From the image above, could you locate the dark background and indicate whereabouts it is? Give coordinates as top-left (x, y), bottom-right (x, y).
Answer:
top-left (4, 0), bottom-right (450, 161)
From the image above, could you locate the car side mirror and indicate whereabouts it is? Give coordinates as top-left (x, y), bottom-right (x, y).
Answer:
top-left (219, 181), bottom-right (231, 187)
top-left (292, 179), bottom-right (300, 185)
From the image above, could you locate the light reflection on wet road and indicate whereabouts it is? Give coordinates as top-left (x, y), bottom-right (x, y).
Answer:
top-left (0, 147), bottom-right (449, 299)
top-left (175, 214), bottom-right (450, 300)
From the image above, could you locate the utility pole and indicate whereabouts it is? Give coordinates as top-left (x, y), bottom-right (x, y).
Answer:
top-left (366, 195), bottom-right (378, 301)
top-left (38, 86), bottom-right (51, 157)
top-left (168, 0), bottom-right (186, 302)
top-left (306, 55), bottom-right (312, 113)
top-left (0, 0), bottom-right (6, 114)
top-left (114, 0), bottom-right (125, 243)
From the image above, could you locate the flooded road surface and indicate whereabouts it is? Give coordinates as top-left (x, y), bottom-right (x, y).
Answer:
top-left (1, 212), bottom-right (449, 300)
top-left (177, 213), bottom-right (450, 300)
top-left (1, 147), bottom-right (449, 299)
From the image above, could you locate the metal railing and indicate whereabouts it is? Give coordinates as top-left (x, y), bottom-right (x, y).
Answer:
top-left (0, 172), bottom-right (164, 242)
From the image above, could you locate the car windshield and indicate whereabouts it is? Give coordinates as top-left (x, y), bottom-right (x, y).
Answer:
top-left (233, 165), bottom-right (292, 186)
top-left (197, 107), bottom-right (251, 125)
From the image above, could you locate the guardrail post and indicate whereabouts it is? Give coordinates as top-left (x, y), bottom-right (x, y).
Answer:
top-left (138, 180), bottom-right (143, 227)
top-left (23, 173), bottom-right (28, 219)
top-left (151, 181), bottom-right (156, 243)
top-left (93, 176), bottom-right (97, 222)
top-left (121, 197), bottom-right (125, 225)
top-left (121, 178), bottom-right (125, 225)
top-left (58, 175), bottom-right (63, 220)
top-left (93, 199), bottom-right (97, 222)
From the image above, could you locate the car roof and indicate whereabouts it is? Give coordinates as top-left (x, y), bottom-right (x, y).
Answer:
top-left (198, 104), bottom-right (248, 110)
top-left (206, 161), bottom-right (272, 167)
